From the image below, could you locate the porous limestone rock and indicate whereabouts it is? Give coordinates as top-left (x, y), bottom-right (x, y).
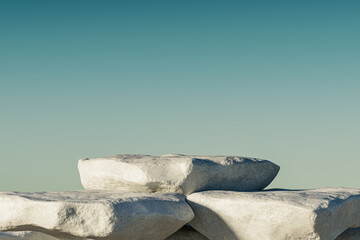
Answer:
top-left (0, 190), bottom-right (194, 240)
top-left (0, 231), bottom-right (58, 240)
top-left (78, 154), bottom-right (280, 195)
top-left (166, 225), bottom-right (209, 240)
top-left (336, 227), bottom-right (360, 240)
top-left (187, 188), bottom-right (360, 240)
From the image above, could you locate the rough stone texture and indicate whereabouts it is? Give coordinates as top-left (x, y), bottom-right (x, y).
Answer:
top-left (166, 225), bottom-right (209, 240)
top-left (187, 188), bottom-right (360, 240)
top-left (0, 231), bottom-right (58, 240)
top-left (336, 227), bottom-right (360, 240)
top-left (0, 190), bottom-right (194, 240)
top-left (1, 227), bottom-right (211, 240)
top-left (78, 154), bottom-right (280, 195)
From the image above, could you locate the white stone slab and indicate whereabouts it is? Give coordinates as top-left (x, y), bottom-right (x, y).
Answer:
top-left (0, 190), bottom-right (194, 240)
top-left (78, 154), bottom-right (280, 195)
top-left (187, 188), bottom-right (360, 240)
top-left (336, 227), bottom-right (360, 240)
top-left (166, 225), bottom-right (209, 240)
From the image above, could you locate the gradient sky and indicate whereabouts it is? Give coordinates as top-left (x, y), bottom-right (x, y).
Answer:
top-left (1, 1), bottom-right (359, 192)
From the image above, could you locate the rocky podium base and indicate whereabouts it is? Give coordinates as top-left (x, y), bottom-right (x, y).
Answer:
top-left (0, 154), bottom-right (359, 240)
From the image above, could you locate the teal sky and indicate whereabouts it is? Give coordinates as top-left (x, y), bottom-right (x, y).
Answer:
top-left (1, 1), bottom-right (359, 192)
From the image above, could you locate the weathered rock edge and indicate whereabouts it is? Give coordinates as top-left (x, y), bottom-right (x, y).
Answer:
top-left (78, 154), bottom-right (280, 195)
top-left (0, 190), bottom-right (194, 240)
top-left (187, 188), bottom-right (360, 240)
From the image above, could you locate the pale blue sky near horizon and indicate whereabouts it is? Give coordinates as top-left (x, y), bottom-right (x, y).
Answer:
top-left (0, 1), bottom-right (359, 192)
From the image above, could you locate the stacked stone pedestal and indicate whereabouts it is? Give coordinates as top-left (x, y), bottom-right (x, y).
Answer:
top-left (0, 154), bottom-right (359, 240)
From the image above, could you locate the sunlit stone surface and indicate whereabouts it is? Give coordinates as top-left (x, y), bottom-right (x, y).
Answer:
top-left (187, 188), bottom-right (360, 240)
top-left (78, 154), bottom-right (280, 195)
top-left (0, 191), bottom-right (194, 240)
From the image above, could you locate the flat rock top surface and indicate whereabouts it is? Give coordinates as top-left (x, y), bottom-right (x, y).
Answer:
top-left (188, 188), bottom-right (360, 209)
top-left (81, 154), bottom-right (269, 165)
top-left (80, 154), bottom-right (270, 167)
top-left (0, 190), bottom-right (185, 203)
